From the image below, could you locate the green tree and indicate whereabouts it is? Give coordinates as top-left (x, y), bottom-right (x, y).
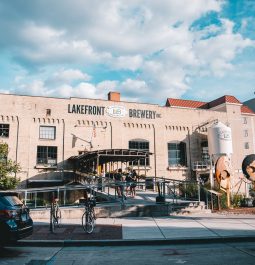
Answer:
top-left (0, 143), bottom-right (20, 190)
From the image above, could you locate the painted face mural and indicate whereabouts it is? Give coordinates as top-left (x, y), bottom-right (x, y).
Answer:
top-left (242, 154), bottom-right (255, 182)
top-left (215, 156), bottom-right (231, 189)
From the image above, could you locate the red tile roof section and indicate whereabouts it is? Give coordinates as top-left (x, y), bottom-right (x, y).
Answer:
top-left (166, 98), bottom-right (207, 109)
top-left (241, 105), bottom-right (255, 114)
top-left (166, 95), bottom-right (254, 114)
top-left (166, 95), bottom-right (242, 109)
top-left (208, 95), bottom-right (241, 108)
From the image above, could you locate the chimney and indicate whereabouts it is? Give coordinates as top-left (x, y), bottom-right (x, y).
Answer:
top-left (108, 91), bottom-right (120, 102)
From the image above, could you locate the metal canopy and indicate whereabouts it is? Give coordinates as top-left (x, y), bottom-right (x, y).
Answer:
top-left (69, 148), bottom-right (152, 164)
top-left (68, 149), bottom-right (152, 174)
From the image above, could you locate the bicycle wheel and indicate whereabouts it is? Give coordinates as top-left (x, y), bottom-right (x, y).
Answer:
top-left (55, 207), bottom-right (61, 226)
top-left (51, 211), bottom-right (55, 233)
top-left (82, 212), bottom-right (94, 233)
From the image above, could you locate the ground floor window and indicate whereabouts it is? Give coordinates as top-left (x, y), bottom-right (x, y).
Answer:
top-left (0, 124), bottom-right (9, 138)
top-left (201, 141), bottom-right (210, 162)
top-left (129, 139), bottom-right (150, 166)
top-left (168, 141), bottom-right (187, 167)
top-left (37, 146), bottom-right (57, 166)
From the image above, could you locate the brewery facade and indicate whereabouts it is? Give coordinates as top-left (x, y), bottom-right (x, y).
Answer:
top-left (0, 91), bottom-right (254, 192)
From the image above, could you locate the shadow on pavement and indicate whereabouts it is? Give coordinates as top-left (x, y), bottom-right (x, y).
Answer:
top-left (25, 224), bottom-right (122, 240)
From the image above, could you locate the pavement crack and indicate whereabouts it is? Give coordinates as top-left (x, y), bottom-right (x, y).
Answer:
top-left (45, 247), bottom-right (64, 265)
top-left (153, 217), bottom-right (166, 239)
top-left (190, 216), bottom-right (222, 238)
top-left (227, 244), bottom-right (255, 258)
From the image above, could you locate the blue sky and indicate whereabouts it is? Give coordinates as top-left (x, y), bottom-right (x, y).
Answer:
top-left (0, 0), bottom-right (254, 105)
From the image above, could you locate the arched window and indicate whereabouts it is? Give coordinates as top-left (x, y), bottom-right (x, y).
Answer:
top-left (168, 141), bottom-right (187, 167)
top-left (129, 139), bottom-right (150, 166)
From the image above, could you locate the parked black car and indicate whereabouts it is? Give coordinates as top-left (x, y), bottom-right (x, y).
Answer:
top-left (0, 192), bottom-right (33, 245)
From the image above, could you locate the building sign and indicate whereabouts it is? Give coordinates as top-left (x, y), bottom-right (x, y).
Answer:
top-left (68, 104), bottom-right (161, 119)
top-left (106, 106), bottom-right (126, 118)
top-left (218, 129), bottom-right (232, 141)
top-left (68, 104), bottom-right (105, 115)
top-left (129, 109), bottom-right (161, 119)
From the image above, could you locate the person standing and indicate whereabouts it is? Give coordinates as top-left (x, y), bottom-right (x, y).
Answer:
top-left (115, 168), bottom-right (126, 199)
top-left (99, 169), bottom-right (105, 191)
top-left (130, 169), bottom-right (137, 198)
top-left (125, 168), bottom-right (132, 196)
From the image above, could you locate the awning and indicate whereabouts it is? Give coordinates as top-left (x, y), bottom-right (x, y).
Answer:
top-left (68, 148), bottom-right (152, 173)
top-left (69, 149), bottom-right (152, 163)
top-left (27, 179), bottom-right (64, 188)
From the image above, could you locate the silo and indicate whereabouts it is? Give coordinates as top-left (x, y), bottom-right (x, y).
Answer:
top-left (208, 122), bottom-right (233, 156)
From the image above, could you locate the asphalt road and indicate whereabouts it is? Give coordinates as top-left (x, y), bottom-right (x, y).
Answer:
top-left (1, 242), bottom-right (255, 265)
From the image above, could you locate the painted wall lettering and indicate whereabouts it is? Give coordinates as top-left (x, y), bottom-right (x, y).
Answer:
top-left (68, 104), bottom-right (105, 115)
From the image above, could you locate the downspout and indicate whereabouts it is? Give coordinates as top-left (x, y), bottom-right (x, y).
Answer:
top-left (15, 116), bottom-right (19, 163)
top-left (15, 116), bottom-right (19, 179)
top-left (153, 125), bottom-right (157, 178)
top-left (110, 122), bottom-right (112, 149)
top-left (187, 128), bottom-right (192, 178)
top-left (62, 119), bottom-right (65, 181)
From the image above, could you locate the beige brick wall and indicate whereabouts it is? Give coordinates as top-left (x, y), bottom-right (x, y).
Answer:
top-left (0, 93), bottom-right (254, 194)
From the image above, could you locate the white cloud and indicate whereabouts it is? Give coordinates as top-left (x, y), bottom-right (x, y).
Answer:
top-left (57, 82), bottom-right (98, 99)
top-left (97, 80), bottom-right (118, 91)
top-left (110, 55), bottom-right (143, 71)
top-left (17, 80), bottom-right (46, 96)
top-left (21, 22), bottom-right (65, 46)
top-left (121, 78), bottom-right (148, 94)
top-left (47, 69), bottom-right (91, 86)
top-left (1, 0), bottom-right (254, 103)
top-left (194, 19), bottom-right (254, 77)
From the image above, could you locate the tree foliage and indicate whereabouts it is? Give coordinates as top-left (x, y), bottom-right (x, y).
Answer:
top-left (0, 143), bottom-right (20, 190)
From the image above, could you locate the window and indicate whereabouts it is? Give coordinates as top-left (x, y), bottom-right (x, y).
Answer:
top-left (37, 146), bottom-right (57, 166)
top-left (39, 126), bottom-right (56, 140)
top-left (129, 139), bottom-right (150, 166)
top-left (46, 109), bottom-right (51, 116)
top-left (244, 142), bottom-right (249, 149)
top-left (201, 142), bottom-right (210, 162)
top-left (243, 117), bottom-right (247, 124)
top-left (244, 130), bottom-right (248, 137)
top-left (0, 124), bottom-right (9, 137)
top-left (168, 141), bottom-right (187, 167)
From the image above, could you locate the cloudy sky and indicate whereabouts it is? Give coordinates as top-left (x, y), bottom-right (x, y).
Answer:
top-left (0, 0), bottom-right (254, 104)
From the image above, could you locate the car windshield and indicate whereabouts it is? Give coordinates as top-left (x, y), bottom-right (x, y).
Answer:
top-left (1, 196), bottom-right (23, 206)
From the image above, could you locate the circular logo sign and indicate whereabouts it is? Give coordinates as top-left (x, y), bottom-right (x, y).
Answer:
top-left (106, 106), bottom-right (126, 118)
top-left (218, 129), bottom-right (231, 141)
top-left (242, 154), bottom-right (255, 182)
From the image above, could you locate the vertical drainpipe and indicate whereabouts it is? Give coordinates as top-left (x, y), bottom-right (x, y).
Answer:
top-left (110, 122), bottom-right (113, 149)
top-left (187, 128), bottom-right (192, 178)
top-left (62, 119), bottom-right (65, 181)
top-left (15, 116), bottom-right (19, 163)
top-left (15, 116), bottom-right (20, 180)
top-left (153, 125), bottom-right (157, 179)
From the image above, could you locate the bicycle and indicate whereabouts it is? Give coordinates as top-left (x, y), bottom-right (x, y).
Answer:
top-left (81, 198), bottom-right (96, 234)
top-left (50, 198), bottom-right (61, 233)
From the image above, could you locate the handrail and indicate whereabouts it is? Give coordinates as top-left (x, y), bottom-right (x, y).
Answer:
top-left (11, 176), bottom-right (204, 208)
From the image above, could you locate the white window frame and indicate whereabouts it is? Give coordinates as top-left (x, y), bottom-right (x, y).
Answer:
top-left (39, 126), bottom-right (56, 140)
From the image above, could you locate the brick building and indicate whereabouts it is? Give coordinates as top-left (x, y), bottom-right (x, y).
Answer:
top-left (0, 92), bottom-right (254, 193)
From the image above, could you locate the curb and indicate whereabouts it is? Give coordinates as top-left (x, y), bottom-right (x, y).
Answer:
top-left (16, 236), bottom-right (255, 247)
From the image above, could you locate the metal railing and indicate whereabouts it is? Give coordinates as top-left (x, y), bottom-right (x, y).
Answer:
top-left (11, 176), bottom-right (206, 208)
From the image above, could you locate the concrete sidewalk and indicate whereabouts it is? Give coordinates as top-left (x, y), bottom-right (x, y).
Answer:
top-left (18, 212), bottom-right (255, 246)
